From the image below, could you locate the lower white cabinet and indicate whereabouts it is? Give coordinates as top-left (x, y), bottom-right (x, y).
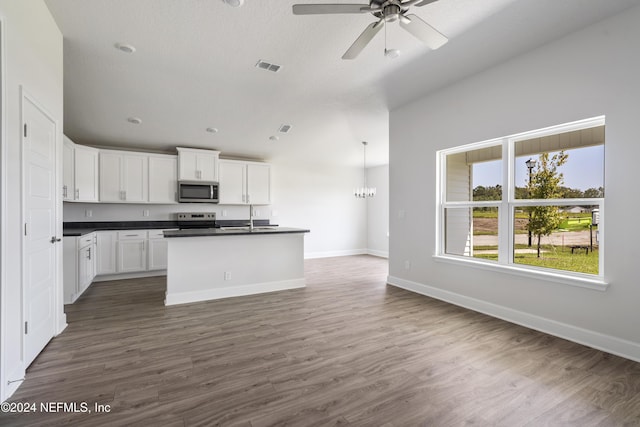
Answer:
top-left (93, 229), bottom-right (169, 278)
top-left (117, 231), bottom-right (147, 272)
top-left (148, 230), bottom-right (168, 270)
top-left (96, 231), bottom-right (117, 275)
top-left (63, 232), bottom-right (97, 304)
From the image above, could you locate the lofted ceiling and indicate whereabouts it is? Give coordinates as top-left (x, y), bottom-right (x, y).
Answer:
top-left (45, 0), bottom-right (640, 167)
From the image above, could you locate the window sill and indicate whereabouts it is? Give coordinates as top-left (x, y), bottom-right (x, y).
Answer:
top-left (432, 254), bottom-right (609, 291)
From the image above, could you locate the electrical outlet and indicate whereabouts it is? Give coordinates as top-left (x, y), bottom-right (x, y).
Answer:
top-left (254, 209), bottom-right (260, 216)
top-left (224, 271), bottom-right (231, 281)
top-left (398, 210), bottom-right (406, 219)
top-left (272, 210), bottom-right (278, 217)
top-left (404, 260), bottom-right (411, 270)
top-left (85, 209), bottom-right (92, 218)
top-left (222, 210), bottom-right (227, 217)
top-left (143, 209), bottom-right (149, 217)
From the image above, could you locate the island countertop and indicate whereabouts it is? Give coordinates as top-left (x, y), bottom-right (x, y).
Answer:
top-left (163, 227), bottom-right (310, 238)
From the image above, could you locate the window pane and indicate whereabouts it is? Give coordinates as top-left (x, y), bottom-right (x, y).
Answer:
top-left (515, 125), bottom-right (604, 199)
top-left (514, 205), bottom-right (599, 274)
top-left (446, 145), bottom-right (502, 202)
top-left (445, 207), bottom-right (499, 262)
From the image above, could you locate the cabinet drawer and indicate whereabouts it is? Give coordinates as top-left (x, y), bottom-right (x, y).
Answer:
top-left (79, 233), bottom-right (95, 248)
top-left (148, 230), bottom-right (166, 239)
top-left (117, 230), bottom-right (147, 240)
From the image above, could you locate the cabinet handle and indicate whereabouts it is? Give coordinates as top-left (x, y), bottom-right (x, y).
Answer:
top-left (75, 189), bottom-right (80, 199)
top-left (87, 248), bottom-right (91, 260)
top-left (123, 190), bottom-right (127, 200)
top-left (63, 185), bottom-right (67, 198)
top-left (247, 194), bottom-right (250, 203)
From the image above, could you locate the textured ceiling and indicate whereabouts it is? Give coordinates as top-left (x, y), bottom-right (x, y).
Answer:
top-left (45, 0), bottom-right (640, 167)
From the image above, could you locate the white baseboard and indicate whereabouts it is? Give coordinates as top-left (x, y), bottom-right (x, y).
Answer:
top-left (367, 249), bottom-right (389, 258)
top-left (387, 275), bottom-right (640, 363)
top-left (93, 270), bottom-right (167, 282)
top-left (165, 278), bottom-right (306, 306)
top-left (304, 249), bottom-right (367, 259)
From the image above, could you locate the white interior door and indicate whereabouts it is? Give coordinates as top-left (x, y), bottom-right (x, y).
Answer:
top-left (22, 95), bottom-right (58, 366)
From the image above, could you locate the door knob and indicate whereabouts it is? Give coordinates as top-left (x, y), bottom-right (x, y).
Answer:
top-left (50, 236), bottom-right (61, 244)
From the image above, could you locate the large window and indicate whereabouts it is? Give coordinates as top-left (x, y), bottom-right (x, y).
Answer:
top-left (437, 117), bottom-right (604, 283)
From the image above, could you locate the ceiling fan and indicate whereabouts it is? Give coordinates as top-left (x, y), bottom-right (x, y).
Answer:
top-left (292, 0), bottom-right (448, 59)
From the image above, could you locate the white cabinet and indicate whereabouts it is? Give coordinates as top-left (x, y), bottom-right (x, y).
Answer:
top-left (63, 136), bottom-right (99, 202)
top-left (177, 147), bottom-right (220, 181)
top-left (63, 232), bottom-right (97, 304)
top-left (148, 230), bottom-right (168, 270)
top-left (100, 150), bottom-right (148, 203)
top-left (117, 230), bottom-right (147, 272)
top-left (96, 231), bottom-right (117, 275)
top-left (148, 154), bottom-right (177, 203)
top-left (218, 160), bottom-right (271, 205)
top-left (63, 137), bottom-right (75, 201)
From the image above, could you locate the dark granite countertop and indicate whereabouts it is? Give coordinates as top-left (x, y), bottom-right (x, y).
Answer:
top-left (163, 227), bottom-right (310, 238)
top-left (62, 220), bottom-right (289, 237)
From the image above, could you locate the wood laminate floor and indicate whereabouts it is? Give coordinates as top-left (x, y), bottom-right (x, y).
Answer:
top-left (3, 255), bottom-right (640, 426)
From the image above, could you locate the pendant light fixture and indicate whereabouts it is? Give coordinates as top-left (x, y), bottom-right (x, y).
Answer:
top-left (354, 141), bottom-right (376, 198)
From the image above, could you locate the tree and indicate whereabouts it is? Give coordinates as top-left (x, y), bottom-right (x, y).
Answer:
top-left (527, 151), bottom-right (568, 257)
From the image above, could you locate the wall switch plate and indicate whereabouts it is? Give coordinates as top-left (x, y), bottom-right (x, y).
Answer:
top-left (272, 210), bottom-right (278, 217)
top-left (224, 271), bottom-right (231, 281)
top-left (143, 209), bottom-right (149, 217)
top-left (85, 209), bottom-right (92, 218)
top-left (398, 210), bottom-right (406, 219)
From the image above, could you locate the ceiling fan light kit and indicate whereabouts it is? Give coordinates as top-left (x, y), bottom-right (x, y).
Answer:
top-left (222, 0), bottom-right (244, 7)
top-left (292, 0), bottom-right (448, 59)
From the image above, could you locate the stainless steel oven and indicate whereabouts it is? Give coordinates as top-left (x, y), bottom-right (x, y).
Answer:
top-left (178, 181), bottom-right (219, 203)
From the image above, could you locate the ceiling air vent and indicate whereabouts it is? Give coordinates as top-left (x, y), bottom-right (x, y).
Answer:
top-left (278, 124), bottom-right (292, 133)
top-left (255, 60), bottom-right (281, 73)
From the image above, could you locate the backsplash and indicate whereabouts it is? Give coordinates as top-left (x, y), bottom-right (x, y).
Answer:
top-left (63, 202), bottom-right (272, 222)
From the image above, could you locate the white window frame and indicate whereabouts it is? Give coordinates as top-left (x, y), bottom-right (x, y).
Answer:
top-left (435, 116), bottom-right (607, 291)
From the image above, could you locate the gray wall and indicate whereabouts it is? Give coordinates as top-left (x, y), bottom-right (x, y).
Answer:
top-left (388, 5), bottom-right (640, 360)
top-left (367, 164), bottom-right (389, 258)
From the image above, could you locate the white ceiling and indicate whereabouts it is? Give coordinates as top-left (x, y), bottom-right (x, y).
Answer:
top-left (44, 0), bottom-right (640, 167)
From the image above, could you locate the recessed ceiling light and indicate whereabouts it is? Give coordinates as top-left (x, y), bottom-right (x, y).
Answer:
top-left (115, 43), bottom-right (136, 54)
top-left (222, 0), bottom-right (244, 7)
top-left (206, 127), bottom-right (219, 134)
top-left (269, 135), bottom-right (279, 142)
top-left (127, 117), bottom-right (142, 125)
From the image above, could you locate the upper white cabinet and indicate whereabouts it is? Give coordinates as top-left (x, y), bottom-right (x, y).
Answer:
top-left (100, 150), bottom-right (148, 203)
top-left (218, 159), bottom-right (271, 205)
top-left (63, 135), bottom-right (99, 202)
top-left (148, 154), bottom-right (178, 203)
top-left (177, 147), bottom-right (220, 181)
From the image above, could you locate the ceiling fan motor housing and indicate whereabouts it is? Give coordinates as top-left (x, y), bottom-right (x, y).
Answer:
top-left (371, 0), bottom-right (407, 22)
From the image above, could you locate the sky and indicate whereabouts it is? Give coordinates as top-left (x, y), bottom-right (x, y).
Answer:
top-left (473, 145), bottom-right (604, 191)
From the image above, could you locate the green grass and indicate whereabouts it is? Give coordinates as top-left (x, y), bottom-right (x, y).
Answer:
top-left (472, 244), bottom-right (599, 275)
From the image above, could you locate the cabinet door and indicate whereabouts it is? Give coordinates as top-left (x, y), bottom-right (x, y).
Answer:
top-left (122, 154), bottom-right (148, 202)
top-left (63, 138), bottom-right (75, 201)
top-left (78, 245), bottom-right (92, 293)
top-left (99, 151), bottom-right (122, 202)
top-left (96, 231), bottom-right (117, 275)
top-left (178, 150), bottom-right (198, 180)
top-left (218, 160), bottom-right (246, 204)
top-left (75, 145), bottom-right (99, 202)
top-left (197, 153), bottom-right (218, 181)
top-left (117, 240), bottom-right (147, 272)
top-left (149, 155), bottom-right (177, 203)
top-left (148, 238), bottom-right (168, 270)
top-left (247, 163), bottom-right (271, 205)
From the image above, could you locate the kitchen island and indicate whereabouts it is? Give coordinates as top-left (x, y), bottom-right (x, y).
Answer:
top-left (163, 227), bottom-right (309, 305)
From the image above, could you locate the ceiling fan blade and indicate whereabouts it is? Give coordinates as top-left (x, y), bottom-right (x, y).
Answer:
top-left (292, 4), bottom-right (370, 15)
top-left (399, 13), bottom-right (448, 49)
top-left (342, 20), bottom-right (384, 60)
top-left (414, 0), bottom-right (439, 6)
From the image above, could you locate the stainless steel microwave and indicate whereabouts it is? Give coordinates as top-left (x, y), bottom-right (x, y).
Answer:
top-left (178, 181), bottom-right (219, 203)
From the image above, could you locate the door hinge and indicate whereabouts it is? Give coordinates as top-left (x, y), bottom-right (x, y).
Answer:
top-left (24, 123), bottom-right (27, 137)
top-left (24, 223), bottom-right (27, 236)
top-left (24, 321), bottom-right (28, 335)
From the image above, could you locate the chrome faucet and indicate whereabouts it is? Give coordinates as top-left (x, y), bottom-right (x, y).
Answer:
top-left (248, 204), bottom-right (254, 231)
